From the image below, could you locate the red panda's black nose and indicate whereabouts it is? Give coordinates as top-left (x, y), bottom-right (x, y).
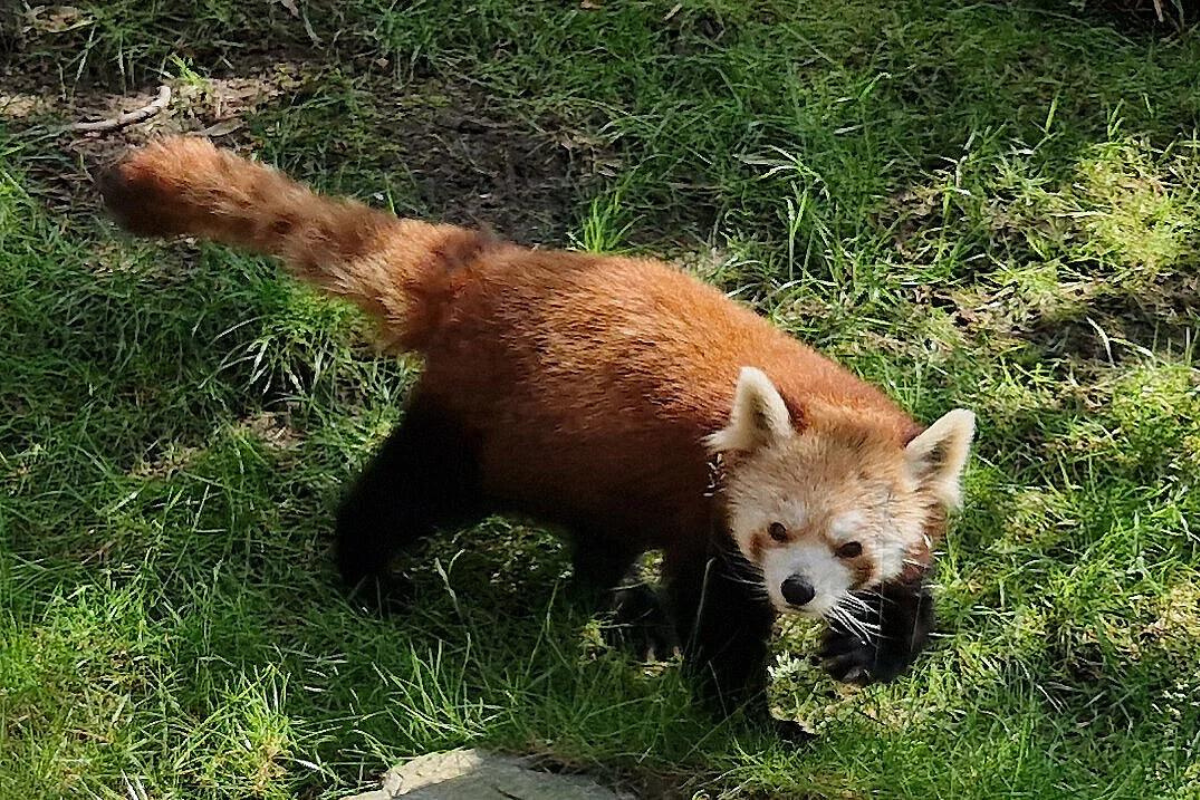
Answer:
top-left (781, 575), bottom-right (815, 607)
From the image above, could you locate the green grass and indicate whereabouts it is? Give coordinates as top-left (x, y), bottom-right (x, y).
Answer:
top-left (3, 1), bottom-right (1200, 797)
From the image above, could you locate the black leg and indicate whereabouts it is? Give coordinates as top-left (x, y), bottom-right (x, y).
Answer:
top-left (569, 537), bottom-right (679, 661)
top-left (334, 392), bottom-right (485, 611)
top-left (569, 536), bottom-right (642, 599)
top-left (817, 576), bottom-right (935, 685)
top-left (603, 581), bottom-right (680, 662)
top-left (665, 541), bottom-right (812, 742)
top-left (663, 541), bottom-right (792, 728)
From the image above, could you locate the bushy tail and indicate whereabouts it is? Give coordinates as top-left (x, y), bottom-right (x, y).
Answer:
top-left (100, 136), bottom-right (490, 349)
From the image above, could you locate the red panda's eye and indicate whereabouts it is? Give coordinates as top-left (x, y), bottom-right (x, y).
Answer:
top-left (836, 541), bottom-right (863, 559)
top-left (767, 522), bottom-right (788, 542)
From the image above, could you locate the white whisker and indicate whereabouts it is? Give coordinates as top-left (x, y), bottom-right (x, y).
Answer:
top-left (836, 612), bottom-right (871, 646)
top-left (841, 593), bottom-right (872, 614)
top-left (834, 598), bottom-right (879, 641)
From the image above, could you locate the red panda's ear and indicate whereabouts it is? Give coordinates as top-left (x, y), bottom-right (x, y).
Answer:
top-left (705, 367), bottom-right (793, 454)
top-left (906, 409), bottom-right (976, 509)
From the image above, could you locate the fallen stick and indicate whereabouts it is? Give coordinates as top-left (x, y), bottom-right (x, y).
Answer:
top-left (72, 85), bottom-right (172, 133)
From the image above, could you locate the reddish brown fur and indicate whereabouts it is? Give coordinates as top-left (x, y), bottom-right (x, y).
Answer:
top-left (847, 554), bottom-right (876, 588)
top-left (747, 532), bottom-right (768, 562)
top-left (100, 136), bottom-right (924, 555)
top-left (99, 137), bottom-right (490, 351)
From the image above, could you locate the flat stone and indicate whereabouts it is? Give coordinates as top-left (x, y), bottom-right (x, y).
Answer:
top-left (343, 748), bottom-right (635, 800)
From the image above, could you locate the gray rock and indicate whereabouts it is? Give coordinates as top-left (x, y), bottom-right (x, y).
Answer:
top-left (343, 748), bottom-right (636, 800)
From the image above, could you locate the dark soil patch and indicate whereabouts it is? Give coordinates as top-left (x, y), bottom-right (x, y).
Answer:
top-left (241, 69), bottom-right (609, 244)
top-left (1080, 0), bottom-right (1199, 31)
top-left (1016, 274), bottom-right (1200, 362)
top-left (3, 59), bottom-right (315, 213)
top-left (6, 58), bottom-right (604, 245)
top-left (382, 95), bottom-right (599, 244)
top-left (1015, 0), bottom-right (1200, 32)
top-left (911, 269), bottom-right (1199, 371)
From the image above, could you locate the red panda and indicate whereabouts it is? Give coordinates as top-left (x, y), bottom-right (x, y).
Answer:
top-left (99, 136), bottom-right (976, 740)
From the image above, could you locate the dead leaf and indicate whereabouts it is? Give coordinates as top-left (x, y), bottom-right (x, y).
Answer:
top-left (27, 5), bottom-right (93, 34)
top-left (0, 94), bottom-right (50, 119)
top-left (277, 0), bottom-right (300, 17)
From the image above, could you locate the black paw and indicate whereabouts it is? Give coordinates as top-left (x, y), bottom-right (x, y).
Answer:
top-left (816, 627), bottom-right (882, 685)
top-left (773, 718), bottom-right (816, 744)
top-left (601, 583), bottom-right (679, 662)
top-left (817, 582), bottom-right (935, 685)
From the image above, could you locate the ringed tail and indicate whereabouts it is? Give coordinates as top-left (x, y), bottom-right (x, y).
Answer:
top-left (99, 135), bottom-right (491, 349)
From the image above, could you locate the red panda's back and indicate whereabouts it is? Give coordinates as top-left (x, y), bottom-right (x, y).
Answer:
top-left (418, 248), bottom-right (912, 545)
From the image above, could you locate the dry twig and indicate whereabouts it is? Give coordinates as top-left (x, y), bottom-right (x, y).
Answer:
top-left (71, 85), bottom-right (172, 133)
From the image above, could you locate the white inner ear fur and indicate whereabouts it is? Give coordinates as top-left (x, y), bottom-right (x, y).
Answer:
top-left (906, 408), bottom-right (976, 509)
top-left (705, 367), bottom-right (793, 454)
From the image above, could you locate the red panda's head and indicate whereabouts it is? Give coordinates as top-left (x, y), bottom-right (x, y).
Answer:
top-left (706, 367), bottom-right (975, 621)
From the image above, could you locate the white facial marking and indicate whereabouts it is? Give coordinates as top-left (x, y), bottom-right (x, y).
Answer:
top-left (761, 543), bottom-right (851, 617)
top-left (828, 511), bottom-right (865, 542)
